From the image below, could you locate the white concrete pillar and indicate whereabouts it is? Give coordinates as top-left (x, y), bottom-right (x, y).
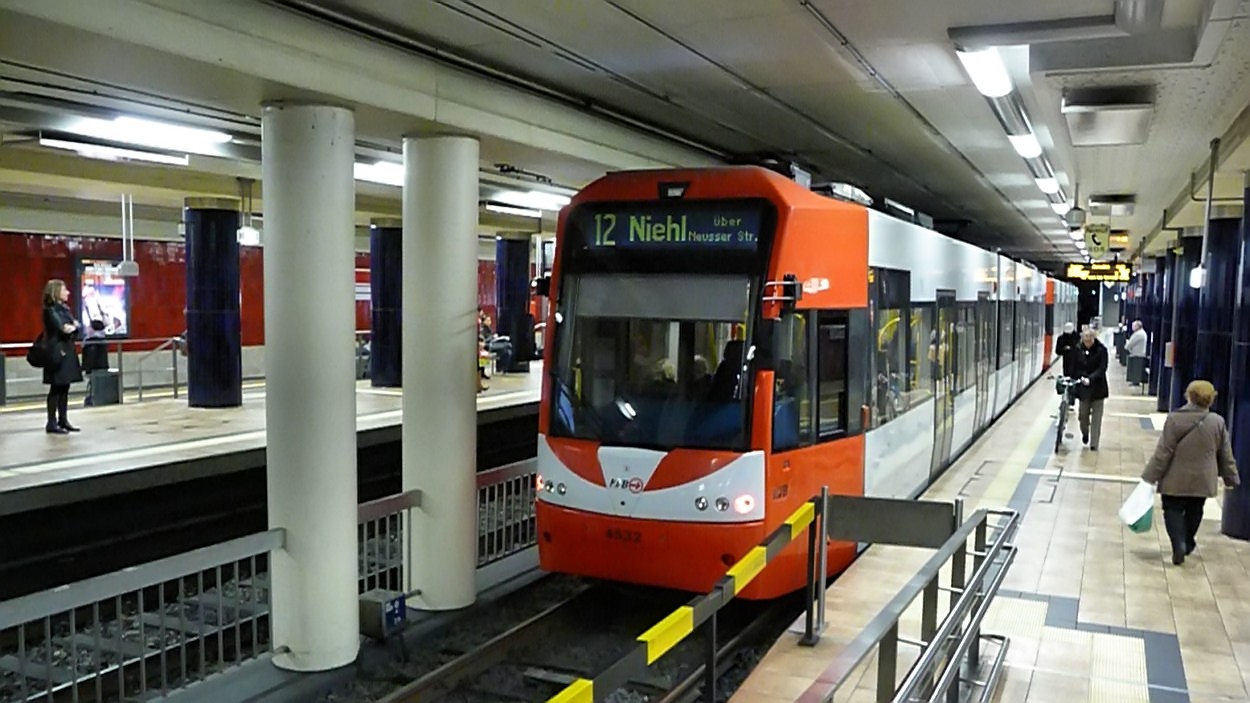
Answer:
top-left (402, 135), bottom-right (480, 610)
top-left (261, 103), bottom-right (359, 670)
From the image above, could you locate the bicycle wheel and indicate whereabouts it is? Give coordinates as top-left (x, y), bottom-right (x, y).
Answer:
top-left (1054, 400), bottom-right (1066, 451)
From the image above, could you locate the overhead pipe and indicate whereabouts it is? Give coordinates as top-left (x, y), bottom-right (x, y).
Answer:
top-left (1192, 138), bottom-right (1220, 288)
top-left (1190, 169), bottom-right (1243, 203)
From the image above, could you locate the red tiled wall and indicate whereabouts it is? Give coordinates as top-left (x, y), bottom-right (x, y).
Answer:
top-left (0, 233), bottom-right (205, 351)
top-left (478, 260), bottom-right (497, 324)
top-left (1, 233), bottom-right (498, 350)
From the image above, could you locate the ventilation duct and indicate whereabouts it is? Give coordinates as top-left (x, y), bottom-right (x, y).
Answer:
top-left (1061, 86), bottom-right (1154, 146)
top-left (1088, 193), bottom-right (1138, 217)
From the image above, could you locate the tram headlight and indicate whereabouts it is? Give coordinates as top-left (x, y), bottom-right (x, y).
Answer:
top-left (733, 494), bottom-right (756, 515)
top-left (544, 480), bottom-right (555, 493)
top-left (556, 482), bottom-right (567, 495)
top-left (715, 497), bottom-right (730, 512)
top-left (695, 496), bottom-right (708, 511)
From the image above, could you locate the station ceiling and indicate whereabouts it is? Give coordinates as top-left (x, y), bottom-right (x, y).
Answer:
top-left (2, 0), bottom-right (1249, 271)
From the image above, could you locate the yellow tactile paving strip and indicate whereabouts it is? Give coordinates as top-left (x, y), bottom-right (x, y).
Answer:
top-left (732, 361), bottom-right (1250, 703)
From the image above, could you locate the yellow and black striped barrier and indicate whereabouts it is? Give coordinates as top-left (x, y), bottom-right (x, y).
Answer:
top-left (547, 499), bottom-right (819, 703)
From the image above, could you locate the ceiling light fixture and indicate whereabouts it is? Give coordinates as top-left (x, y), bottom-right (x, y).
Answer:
top-left (955, 47), bottom-right (1013, 98)
top-left (495, 190), bottom-right (571, 212)
top-left (1069, 229), bottom-right (1083, 241)
top-left (485, 203), bottom-right (542, 218)
top-left (1052, 202), bottom-right (1071, 216)
top-left (1035, 177), bottom-right (1060, 194)
top-left (1008, 133), bottom-right (1043, 159)
top-left (65, 116), bottom-right (231, 155)
top-left (354, 161), bottom-right (404, 187)
top-left (39, 137), bottom-right (190, 166)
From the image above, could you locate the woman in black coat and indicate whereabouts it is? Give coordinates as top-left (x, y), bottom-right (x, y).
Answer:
top-left (41, 279), bottom-right (83, 434)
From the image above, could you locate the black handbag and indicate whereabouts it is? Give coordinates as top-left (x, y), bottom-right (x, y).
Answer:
top-left (25, 333), bottom-right (50, 368)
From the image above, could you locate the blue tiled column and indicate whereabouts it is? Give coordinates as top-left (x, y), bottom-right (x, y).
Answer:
top-left (369, 219), bottom-right (402, 387)
top-left (1223, 178), bottom-right (1250, 540)
top-left (495, 236), bottom-right (532, 372)
top-left (184, 198), bottom-right (242, 408)
top-left (1156, 250), bottom-right (1179, 411)
top-left (1169, 236), bottom-right (1205, 410)
top-left (1193, 218), bottom-right (1241, 416)
top-left (1148, 256), bottom-right (1167, 397)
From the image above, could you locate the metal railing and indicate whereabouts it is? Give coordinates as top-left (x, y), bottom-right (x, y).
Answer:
top-left (0, 336), bottom-right (187, 406)
top-left (357, 490), bottom-right (420, 595)
top-left (353, 459), bottom-right (540, 596)
top-left (476, 460), bottom-right (538, 566)
top-left (0, 459), bottom-right (544, 702)
top-left (796, 496), bottom-right (1020, 703)
top-left (135, 336), bottom-right (184, 402)
top-left (0, 530), bottom-right (284, 703)
top-left (2, 330), bottom-right (377, 406)
top-left (546, 489), bottom-right (1018, 703)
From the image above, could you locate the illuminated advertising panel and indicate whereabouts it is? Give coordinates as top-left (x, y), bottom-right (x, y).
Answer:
top-left (77, 258), bottom-right (131, 338)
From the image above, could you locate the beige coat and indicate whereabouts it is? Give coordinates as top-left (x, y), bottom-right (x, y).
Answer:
top-left (1142, 404), bottom-right (1240, 497)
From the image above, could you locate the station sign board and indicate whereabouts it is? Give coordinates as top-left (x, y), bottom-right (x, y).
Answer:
top-left (1066, 261), bottom-right (1130, 282)
top-left (1108, 231), bottom-right (1130, 251)
top-left (1085, 223), bottom-right (1110, 259)
top-left (571, 201), bottom-right (765, 252)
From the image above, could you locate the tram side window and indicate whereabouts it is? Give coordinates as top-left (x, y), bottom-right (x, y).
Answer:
top-left (911, 304), bottom-right (934, 403)
top-left (816, 313), bottom-right (848, 438)
top-left (773, 313), bottom-right (812, 452)
top-left (998, 301), bottom-right (1014, 369)
top-left (957, 303), bottom-right (975, 392)
top-left (869, 268), bottom-right (911, 427)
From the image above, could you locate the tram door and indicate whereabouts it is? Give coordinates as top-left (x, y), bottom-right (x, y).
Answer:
top-left (929, 292), bottom-right (958, 477)
top-left (973, 292), bottom-right (992, 431)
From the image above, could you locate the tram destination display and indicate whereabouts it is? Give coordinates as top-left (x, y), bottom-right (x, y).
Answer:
top-left (570, 201), bottom-right (766, 252)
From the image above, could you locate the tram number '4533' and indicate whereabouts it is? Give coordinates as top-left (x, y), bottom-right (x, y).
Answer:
top-left (605, 527), bottom-right (642, 543)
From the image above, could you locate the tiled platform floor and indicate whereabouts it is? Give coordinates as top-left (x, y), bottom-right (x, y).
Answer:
top-left (0, 366), bottom-right (541, 500)
top-left (733, 359), bottom-right (1250, 703)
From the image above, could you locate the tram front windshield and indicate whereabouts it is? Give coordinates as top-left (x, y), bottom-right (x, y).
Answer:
top-left (550, 273), bottom-right (753, 452)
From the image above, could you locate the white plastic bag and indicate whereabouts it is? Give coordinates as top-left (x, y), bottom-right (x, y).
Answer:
top-left (1118, 480), bottom-right (1155, 533)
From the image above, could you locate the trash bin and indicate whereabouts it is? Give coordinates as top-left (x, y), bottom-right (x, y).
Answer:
top-left (89, 370), bottom-right (121, 406)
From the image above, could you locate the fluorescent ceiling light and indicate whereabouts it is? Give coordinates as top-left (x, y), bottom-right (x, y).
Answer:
top-left (486, 204), bottom-right (542, 218)
top-left (955, 47), bottom-right (1013, 98)
top-left (1052, 202), bottom-right (1071, 216)
top-left (64, 116), bottom-right (231, 155)
top-left (39, 137), bottom-right (189, 166)
top-left (1008, 133), bottom-right (1043, 159)
top-left (495, 190), bottom-right (572, 212)
top-left (1069, 229), bottom-right (1083, 241)
top-left (1035, 177), bottom-right (1060, 194)
top-left (354, 161), bottom-right (403, 187)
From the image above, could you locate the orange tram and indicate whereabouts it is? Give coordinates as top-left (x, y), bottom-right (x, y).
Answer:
top-left (533, 166), bottom-right (1076, 599)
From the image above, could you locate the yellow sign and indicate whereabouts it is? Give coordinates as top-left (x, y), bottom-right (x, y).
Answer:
top-left (1066, 262), bottom-right (1129, 282)
top-left (1085, 224), bottom-right (1110, 259)
top-left (1109, 232), bottom-right (1129, 251)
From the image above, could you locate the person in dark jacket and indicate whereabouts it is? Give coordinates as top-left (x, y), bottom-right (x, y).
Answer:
top-left (1141, 380), bottom-right (1239, 565)
top-left (1054, 322), bottom-right (1080, 406)
top-left (1071, 328), bottom-right (1109, 450)
top-left (41, 278), bottom-right (83, 434)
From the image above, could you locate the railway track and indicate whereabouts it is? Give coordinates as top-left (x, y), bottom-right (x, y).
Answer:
top-left (371, 585), bottom-right (802, 703)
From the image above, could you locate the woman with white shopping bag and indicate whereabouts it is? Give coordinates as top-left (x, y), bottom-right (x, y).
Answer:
top-left (1139, 380), bottom-right (1239, 565)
